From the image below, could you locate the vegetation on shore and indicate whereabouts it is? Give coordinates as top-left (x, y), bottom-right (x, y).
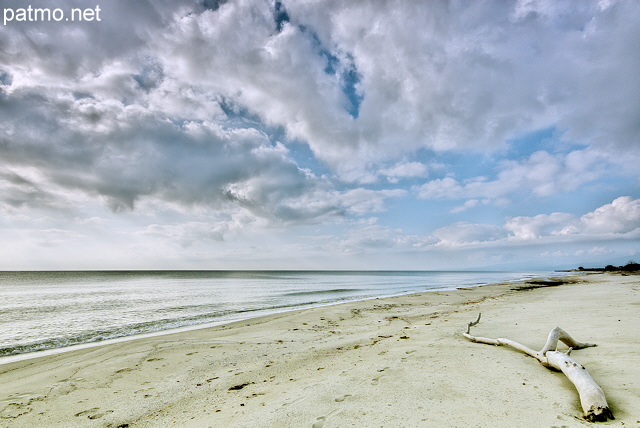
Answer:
top-left (577, 261), bottom-right (640, 272)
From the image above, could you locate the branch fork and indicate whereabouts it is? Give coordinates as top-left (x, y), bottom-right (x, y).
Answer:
top-left (464, 314), bottom-right (614, 422)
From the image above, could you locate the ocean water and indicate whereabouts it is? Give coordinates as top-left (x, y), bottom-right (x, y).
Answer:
top-left (0, 270), bottom-right (565, 363)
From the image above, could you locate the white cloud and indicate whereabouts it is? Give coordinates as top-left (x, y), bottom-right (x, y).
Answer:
top-left (140, 216), bottom-right (259, 247)
top-left (500, 197), bottom-right (640, 244)
top-left (316, 221), bottom-right (437, 257)
top-left (154, 0), bottom-right (360, 169)
top-left (415, 149), bottom-right (608, 203)
top-left (3, 0), bottom-right (640, 180)
top-left (505, 212), bottom-right (576, 240)
top-left (3, 1), bottom-right (639, 196)
top-left (335, 188), bottom-right (406, 215)
top-left (380, 162), bottom-right (428, 183)
top-left (560, 196), bottom-right (640, 235)
top-left (540, 250), bottom-right (570, 258)
top-left (450, 199), bottom-right (481, 214)
top-left (586, 246), bottom-right (615, 256)
top-left (432, 197), bottom-right (640, 248)
top-left (432, 222), bottom-right (508, 246)
top-left (284, 0), bottom-right (640, 174)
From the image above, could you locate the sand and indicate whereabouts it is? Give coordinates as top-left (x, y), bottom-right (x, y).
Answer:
top-left (1, 273), bottom-right (638, 427)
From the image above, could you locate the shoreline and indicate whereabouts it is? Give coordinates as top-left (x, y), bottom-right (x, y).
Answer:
top-left (0, 270), bottom-right (565, 365)
top-left (1, 272), bottom-right (638, 427)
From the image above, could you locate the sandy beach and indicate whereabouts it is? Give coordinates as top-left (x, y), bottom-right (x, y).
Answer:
top-left (1, 273), bottom-right (638, 427)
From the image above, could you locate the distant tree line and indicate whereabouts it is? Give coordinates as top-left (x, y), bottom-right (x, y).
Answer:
top-left (577, 261), bottom-right (640, 272)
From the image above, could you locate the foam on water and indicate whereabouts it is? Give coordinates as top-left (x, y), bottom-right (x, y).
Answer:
top-left (0, 270), bottom-right (570, 362)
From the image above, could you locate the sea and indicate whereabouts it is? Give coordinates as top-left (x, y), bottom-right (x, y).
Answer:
top-left (0, 270), bottom-right (572, 364)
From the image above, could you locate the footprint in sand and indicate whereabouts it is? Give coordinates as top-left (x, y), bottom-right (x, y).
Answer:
top-left (312, 416), bottom-right (326, 428)
top-left (74, 407), bottom-right (112, 419)
top-left (334, 394), bottom-right (352, 402)
top-left (1, 402), bottom-right (32, 418)
top-left (312, 409), bottom-right (340, 427)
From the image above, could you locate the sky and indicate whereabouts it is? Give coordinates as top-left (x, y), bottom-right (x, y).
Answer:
top-left (1, 0), bottom-right (639, 271)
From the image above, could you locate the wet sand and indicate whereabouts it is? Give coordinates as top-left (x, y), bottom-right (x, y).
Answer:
top-left (1, 273), bottom-right (638, 427)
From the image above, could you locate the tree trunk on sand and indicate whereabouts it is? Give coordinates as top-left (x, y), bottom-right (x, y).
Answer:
top-left (463, 314), bottom-right (614, 422)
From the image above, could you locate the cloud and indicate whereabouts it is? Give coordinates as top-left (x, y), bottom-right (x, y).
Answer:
top-left (574, 246), bottom-right (615, 257)
top-left (141, 218), bottom-right (255, 247)
top-left (0, 0), bottom-right (395, 227)
top-left (415, 149), bottom-right (608, 203)
top-left (501, 196), bottom-right (640, 244)
top-left (380, 161), bottom-right (428, 183)
top-left (3, 0), bottom-right (640, 182)
top-left (505, 212), bottom-right (576, 240)
top-left (0, 80), bottom-right (350, 223)
top-left (432, 222), bottom-right (508, 246)
top-left (0, 69), bottom-right (12, 86)
top-left (336, 188), bottom-right (406, 215)
top-left (0, 0), bottom-right (189, 81)
top-left (153, 0), bottom-right (360, 169)
top-left (0, 168), bottom-right (60, 211)
top-left (450, 199), bottom-right (484, 214)
top-left (282, 0), bottom-right (640, 173)
top-left (3, 1), bottom-right (639, 188)
top-left (1, 1), bottom-right (639, 269)
top-left (431, 196), bottom-right (640, 248)
top-left (28, 227), bottom-right (84, 248)
top-left (318, 220), bottom-right (437, 257)
top-left (560, 196), bottom-right (640, 235)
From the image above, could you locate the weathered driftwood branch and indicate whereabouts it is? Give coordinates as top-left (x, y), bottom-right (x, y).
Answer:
top-left (463, 314), bottom-right (614, 422)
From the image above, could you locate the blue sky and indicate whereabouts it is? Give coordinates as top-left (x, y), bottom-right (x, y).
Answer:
top-left (1, 0), bottom-right (639, 270)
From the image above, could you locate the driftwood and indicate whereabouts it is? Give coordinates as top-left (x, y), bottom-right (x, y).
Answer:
top-left (463, 314), bottom-right (614, 422)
